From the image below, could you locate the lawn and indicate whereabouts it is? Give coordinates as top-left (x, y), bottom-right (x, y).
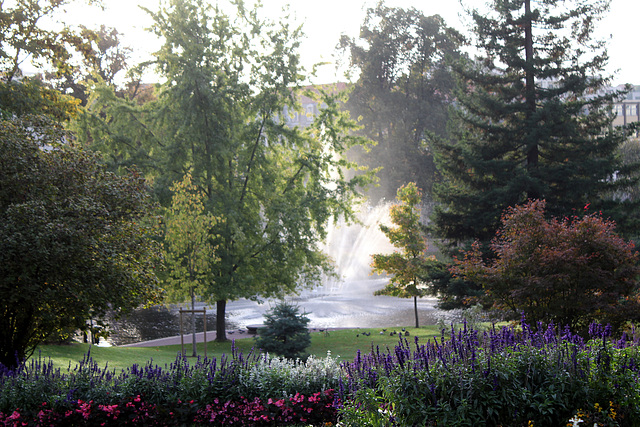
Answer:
top-left (35, 326), bottom-right (442, 371)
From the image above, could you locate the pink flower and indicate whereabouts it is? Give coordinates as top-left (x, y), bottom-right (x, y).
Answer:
top-left (99, 404), bottom-right (119, 419)
top-left (8, 410), bottom-right (21, 420)
top-left (76, 400), bottom-right (92, 420)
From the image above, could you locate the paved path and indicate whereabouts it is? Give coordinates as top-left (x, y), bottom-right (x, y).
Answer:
top-left (123, 327), bottom-right (342, 347)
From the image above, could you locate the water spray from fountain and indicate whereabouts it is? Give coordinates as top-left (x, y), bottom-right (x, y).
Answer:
top-left (316, 201), bottom-right (395, 295)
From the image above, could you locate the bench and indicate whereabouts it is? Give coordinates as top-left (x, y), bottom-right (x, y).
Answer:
top-left (246, 324), bottom-right (266, 335)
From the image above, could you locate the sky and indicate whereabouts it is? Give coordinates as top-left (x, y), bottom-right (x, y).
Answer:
top-left (63, 0), bottom-right (639, 86)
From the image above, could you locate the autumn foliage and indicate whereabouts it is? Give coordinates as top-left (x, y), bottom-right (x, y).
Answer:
top-left (453, 199), bottom-right (640, 333)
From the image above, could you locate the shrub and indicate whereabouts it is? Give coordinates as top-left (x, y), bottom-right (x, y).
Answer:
top-left (453, 199), bottom-right (640, 334)
top-left (254, 301), bottom-right (311, 360)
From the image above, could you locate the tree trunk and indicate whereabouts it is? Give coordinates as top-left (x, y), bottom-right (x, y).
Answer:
top-left (191, 291), bottom-right (197, 357)
top-left (523, 0), bottom-right (539, 189)
top-left (216, 300), bottom-right (227, 341)
top-left (414, 295), bottom-right (419, 328)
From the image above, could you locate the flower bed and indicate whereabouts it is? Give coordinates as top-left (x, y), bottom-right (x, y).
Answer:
top-left (338, 320), bottom-right (640, 426)
top-left (0, 343), bottom-right (340, 426)
top-left (2, 320), bottom-right (640, 426)
top-left (0, 390), bottom-right (336, 426)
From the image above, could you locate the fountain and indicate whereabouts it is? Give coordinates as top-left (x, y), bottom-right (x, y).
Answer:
top-left (105, 202), bottom-right (458, 345)
top-left (226, 202), bottom-right (459, 328)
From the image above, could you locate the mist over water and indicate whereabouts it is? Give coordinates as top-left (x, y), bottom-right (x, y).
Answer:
top-left (226, 202), bottom-right (459, 329)
top-left (106, 202), bottom-right (458, 345)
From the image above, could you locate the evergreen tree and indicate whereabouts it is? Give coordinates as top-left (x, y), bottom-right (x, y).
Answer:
top-left (431, 0), bottom-right (639, 250)
top-left (255, 301), bottom-right (311, 360)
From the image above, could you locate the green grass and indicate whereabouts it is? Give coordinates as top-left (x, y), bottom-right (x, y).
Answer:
top-left (34, 326), bottom-right (441, 372)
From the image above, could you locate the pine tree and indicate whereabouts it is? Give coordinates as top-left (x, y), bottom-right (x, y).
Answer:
top-left (431, 0), bottom-right (639, 250)
top-left (255, 302), bottom-right (311, 360)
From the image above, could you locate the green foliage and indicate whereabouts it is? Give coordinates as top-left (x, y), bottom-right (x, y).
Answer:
top-left (77, 0), bottom-right (375, 341)
top-left (255, 302), bottom-right (311, 360)
top-left (0, 114), bottom-right (162, 368)
top-left (339, 2), bottom-right (463, 203)
top-left (371, 183), bottom-right (435, 327)
top-left (453, 199), bottom-right (640, 333)
top-left (163, 172), bottom-right (218, 302)
top-left (0, 77), bottom-right (80, 121)
top-left (339, 322), bottom-right (640, 426)
top-left (44, 25), bottom-right (137, 106)
top-left (0, 0), bottom-right (100, 81)
top-left (431, 0), bottom-right (640, 252)
top-left (337, 386), bottom-right (390, 427)
top-left (0, 346), bottom-right (341, 424)
top-left (420, 259), bottom-right (483, 311)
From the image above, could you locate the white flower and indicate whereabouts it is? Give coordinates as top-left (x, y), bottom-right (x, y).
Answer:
top-left (568, 416), bottom-right (583, 426)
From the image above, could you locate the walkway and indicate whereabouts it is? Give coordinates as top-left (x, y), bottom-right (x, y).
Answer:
top-left (123, 327), bottom-right (340, 347)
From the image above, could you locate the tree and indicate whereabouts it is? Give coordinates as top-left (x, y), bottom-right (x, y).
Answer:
top-left (44, 25), bottom-right (136, 106)
top-left (76, 0), bottom-right (374, 341)
top-left (431, 0), bottom-right (639, 253)
top-left (0, 115), bottom-right (162, 369)
top-left (339, 2), bottom-right (463, 203)
top-left (0, 0), bottom-right (100, 82)
top-left (0, 76), bottom-right (80, 122)
top-left (453, 199), bottom-right (640, 334)
top-left (420, 260), bottom-right (483, 311)
top-left (255, 301), bottom-right (311, 360)
top-left (163, 173), bottom-right (218, 356)
top-left (371, 182), bottom-right (436, 328)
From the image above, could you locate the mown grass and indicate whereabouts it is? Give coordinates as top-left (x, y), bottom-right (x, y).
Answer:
top-left (34, 326), bottom-right (442, 371)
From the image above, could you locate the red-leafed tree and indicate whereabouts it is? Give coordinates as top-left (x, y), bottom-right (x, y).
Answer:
top-left (453, 199), bottom-right (640, 334)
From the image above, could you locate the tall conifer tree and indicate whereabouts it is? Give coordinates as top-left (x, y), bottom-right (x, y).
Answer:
top-left (431, 0), bottom-right (638, 250)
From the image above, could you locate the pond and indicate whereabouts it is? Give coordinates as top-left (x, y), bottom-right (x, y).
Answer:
top-left (104, 203), bottom-right (460, 345)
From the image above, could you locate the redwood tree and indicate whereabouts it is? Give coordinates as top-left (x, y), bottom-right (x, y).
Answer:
top-left (431, 0), bottom-right (639, 252)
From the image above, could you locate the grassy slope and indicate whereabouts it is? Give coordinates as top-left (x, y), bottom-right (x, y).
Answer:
top-left (34, 326), bottom-right (442, 372)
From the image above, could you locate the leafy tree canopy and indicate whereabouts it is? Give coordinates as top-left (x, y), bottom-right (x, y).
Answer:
top-left (0, 0), bottom-right (101, 82)
top-left (76, 0), bottom-right (376, 341)
top-left (0, 114), bottom-right (162, 369)
top-left (163, 172), bottom-right (219, 355)
top-left (371, 182), bottom-right (436, 327)
top-left (339, 1), bottom-right (464, 203)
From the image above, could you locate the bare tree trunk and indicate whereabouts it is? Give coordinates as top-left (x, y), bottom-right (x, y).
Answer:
top-left (524, 0), bottom-right (539, 198)
top-left (414, 295), bottom-right (419, 328)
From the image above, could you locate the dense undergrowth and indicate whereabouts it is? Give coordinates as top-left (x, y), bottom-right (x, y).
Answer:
top-left (1, 320), bottom-right (640, 426)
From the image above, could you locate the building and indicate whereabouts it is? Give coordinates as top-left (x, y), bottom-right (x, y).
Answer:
top-left (612, 85), bottom-right (640, 128)
top-left (283, 82), bottom-right (348, 129)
